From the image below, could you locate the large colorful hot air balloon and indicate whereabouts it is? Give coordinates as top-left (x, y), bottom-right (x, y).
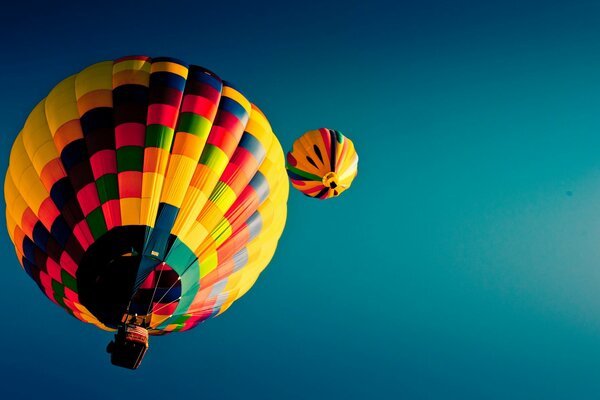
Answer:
top-left (286, 128), bottom-right (358, 199)
top-left (4, 56), bottom-right (288, 368)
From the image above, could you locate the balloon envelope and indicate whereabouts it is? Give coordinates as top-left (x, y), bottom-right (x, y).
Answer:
top-left (286, 128), bottom-right (358, 199)
top-left (4, 56), bottom-right (288, 335)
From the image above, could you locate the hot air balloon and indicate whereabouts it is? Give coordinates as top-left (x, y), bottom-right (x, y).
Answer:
top-left (4, 56), bottom-right (288, 369)
top-left (286, 128), bottom-right (358, 199)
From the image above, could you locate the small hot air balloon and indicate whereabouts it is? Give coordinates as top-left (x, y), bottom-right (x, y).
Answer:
top-left (4, 56), bottom-right (288, 368)
top-left (286, 128), bottom-right (358, 199)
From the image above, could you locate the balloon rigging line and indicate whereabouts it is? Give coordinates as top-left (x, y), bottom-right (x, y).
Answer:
top-left (148, 297), bottom-right (183, 328)
top-left (145, 263), bottom-right (166, 316)
top-left (148, 274), bottom-right (181, 315)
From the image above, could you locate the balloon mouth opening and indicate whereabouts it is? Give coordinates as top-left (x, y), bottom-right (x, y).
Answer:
top-left (322, 172), bottom-right (339, 189)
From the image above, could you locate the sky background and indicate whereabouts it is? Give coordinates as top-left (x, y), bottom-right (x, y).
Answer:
top-left (2, 0), bottom-right (600, 398)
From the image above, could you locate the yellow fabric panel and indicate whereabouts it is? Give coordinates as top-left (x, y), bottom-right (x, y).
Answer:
top-left (249, 218), bottom-right (281, 266)
top-left (72, 302), bottom-right (113, 331)
top-left (172, 163), bottom-right (216, 239)
top-left (258, 163), bottom-right (286, 201)
top-left (262, 136), bottom-right (287, 183)
top-left (252, 183), bottom-right (287, 251)
top-left (141, 199), bottom-right (157, 228)
top-left (195, 207), bottom-right (225, 248)
top-left (199, 251), bottom-right (218, 278)
top-left (263, 169), bottom-right (289, 223)
top-left (8, 134), bottom-right (30, 184)
top-left (16, 166), bottom-right (48, 216)
top-left (120, 198), bottom-right (142, 226)
top-left (210, 218), bottom-right (232, 248)
top-left (39, 159), bottom-right (66, 192)
top-left (226, 238), bottom-right (279, 304)
top-left (74, 62), bottom-right (113, 119)
top-left (22, 102), bottom-right (65, 192)
top-left (265, 179), bottom-right (290, 235)
top-left (174, 146), bottom-right (230, 241)
top-left (245, 105), bottom-right (274, 149)
top-left (7, 193), bottom-right (28, 235)
top-left (217, 279), bottom-right (251, 315)
top-left (20, 101), bottom-right (63, 191)
top-left (140, 139), bottom-right (174, 226)
top-left (214, 292), bottom-right (238, 315)
top-left (160, 154), bottom-right (197, 206)
top-left (200, 146), bottom-right (229, 177)
top-left (206, 182), bottom-right (237, 215)
top-left (171, 131), bottom-right (207, 159)
top-left (339, 164), bottom-right (358, 184)
top-left (171, 188), bottom-right (207, 237)
top-left (8, 134), bottom-right (50, 216)
top-left (76, 90), bottom-right (113, 115)
top-left (193, 185), bottom-right (236, 256)
top-left (44, 75), bottom-right (79, 135)
top-left (113, 58), bottom-right (151, 75)
top-left (75, 61), bottom-right (114, 97)
top-left (338, 141), bottom-right (359, 182)
top-left (113, 69), bottom-right (150, 87)
top-left (32, 141), bottom-right (62, 180)
top-left (191, 167), bottom-right (221, 199)
top-left (53, 120), bottom-right (84, 154)
top-left (140, 145), bottom-right (169, 225)
top-left (21, 100), bottom-right (56, 173)
top-left (236, 267), bottom-right (266, 297)
top-left (143, 145), bottom-right (170, 176)
top-left (196, 222), bottom-right (223, 258)
top-left (151, 61), bottom-right (189, 79)
top-left (149, 314), bottom-right (171, 327)
top-left (4, 171), bottom-right (18, 208)
top-left (4, 166), bottom-right (28, 229)
top-left (223, 271), bottom-right (242, 291)
top-left (179, 220), bottom-right (209, 254)
top-left (222, 86), bottom-right (251, 115)
top-left (141, 171), bottom-right (165, 226)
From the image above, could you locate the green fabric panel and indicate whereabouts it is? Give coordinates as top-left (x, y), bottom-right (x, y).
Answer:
top-left (51, 279), bottom-right (64, 297)
top-left (61, 270), bottom-right (78, 293)
top-left (199, 144), bottom-right (228, 170)
top-left (164, 240), bottom-right (198, 273)
top-left (177, 113), bottom-right (211, 138)
top-left (171, 314), bottom-right (191, 324)
top-left (285, 165), bottom-right (322, 181)
top-left (86, 207), bottom-right (107, 239)
top-left (51, 280), bottom-right (68, 309)
top-left (117, 146), bottom-right (144, 172)
top-left (145, 124), bottom-right (174, 150)
top-left (96, 173), bottom-right (119, 203)
top-left (162, 238), bottom-right (200, 325)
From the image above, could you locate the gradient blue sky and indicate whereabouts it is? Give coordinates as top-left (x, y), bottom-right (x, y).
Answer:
top-left (2, 0), bottom-right (600, 398)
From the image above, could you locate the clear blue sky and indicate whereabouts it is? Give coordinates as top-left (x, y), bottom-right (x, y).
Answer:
top-left (2, 0), bottom-right (600, 398)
